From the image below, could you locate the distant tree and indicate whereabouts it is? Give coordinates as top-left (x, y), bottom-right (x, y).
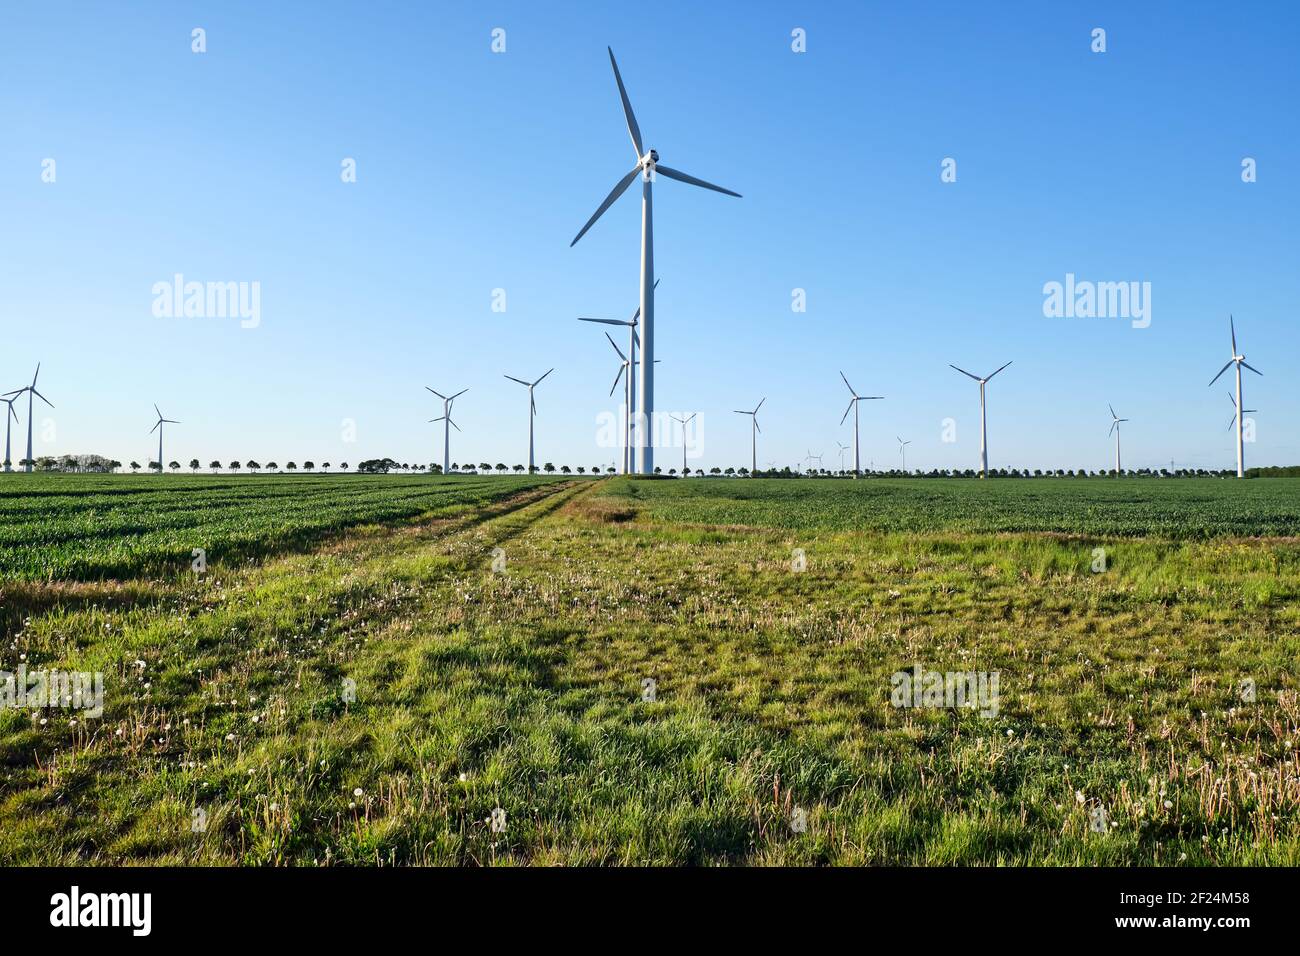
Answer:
top-left (148, 461), bottom-right (161, 473)
top-left (340, 462), bottom-right (348, 471)
top-left (130, 461), bottom-right (141, 473)
top-left (189, 458), bottom-right (200, 473)
top-left (543, 462), bottom-right (555, 474)
top-left (577, 466), bottom-right (585, 474)
top-left (167, 461), bottom-right (180, 473)
top-left (229, 460), bottom-right (241, 472)
top-left (513, 464), bottom-right (524, 473)
top-left (210, 460), bottom-right (222, 473)
top-left (724, 467), bottom-right (735, 476)
top-left (654, 466), bottom-right (662, 475)
top-left (303, 461), bottom-right (314, 472)
top-left (247, 460), bottom-right (260, 474)
top-left (430, 463), bottom-right (443, 474)
top-left (321, 462), bottom-right (331, 471)
top-left (561, 465), bottom-right (571, 474)
top-left (695, 469), bottom-right (704, 477)
top-left (606, 466), bottom-right (615, 474)
top-left (266, 461), bottom-right (279, 472)
top-left (710, 467), bottom-right (722, 475)
top-left (109, 460), bottom-right (122, 473)
top-left (495, 463), bottom-right (507, 474)
top-left (738, 467), bottom-right (749, 477)
top-left (668, 468), bottom-right (676, 476)
top-left (286, 462), bottom-right (298, 472)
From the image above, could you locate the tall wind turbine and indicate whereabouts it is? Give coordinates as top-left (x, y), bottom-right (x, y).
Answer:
top-left (949, 361), bottom-right (1012, 478)
top-left (578, 279), bottom-right (659, 474)
top-left (1107, 405), bottom-right (1129, 474)
top-left (1, 396), bottom-right (18, 472)
top-left (1226, 392), bottom-right (1257, 433)
top-left (150, 404), bottom-right (180, 474)
top-left (570, 47), bottom-right (741, 475)
top-left (838, 371), bottom-right (883, 476)
top-left (897, 436), bottom-right (911, 473)
top-left (835, 441), bottom-right (849, 474)
top-left (733, 399), bottom-right (764, 475)
top-left (669, 413), bottom-right (696, 476)
top-left (426, 386), bottom-right (468, 475)
top-left (3, 364), bottom-right (53, 472)
top-left (505, 369), bottom-right (553, 472)
top-left (1208, 316), bottom-right (1263, 478)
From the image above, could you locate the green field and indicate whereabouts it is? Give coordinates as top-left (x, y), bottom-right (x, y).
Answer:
top-left (1, 476), bottom-right (1297, 865)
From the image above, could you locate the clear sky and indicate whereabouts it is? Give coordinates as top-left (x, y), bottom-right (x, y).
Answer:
top-left (2, 1), bottom-right (1296, 473)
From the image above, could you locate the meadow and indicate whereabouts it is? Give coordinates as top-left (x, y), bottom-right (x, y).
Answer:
top-left (1, 475), bottom-right (1297, 865)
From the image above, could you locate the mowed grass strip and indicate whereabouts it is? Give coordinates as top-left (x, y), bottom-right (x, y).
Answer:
top-left (1, 478), bottom-right (1297, 864)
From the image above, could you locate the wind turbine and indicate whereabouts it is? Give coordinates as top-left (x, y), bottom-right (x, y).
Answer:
top-left (669, 412), bottom-right (696, 476)
top-left (1227, 392), bottom-right (1257, 438)
top-left (1107, 405), bottom-right (1129, 474)
top-left (150, 404), bottom-right (180, 474)
top-left (578, 279), bottom-right (659, 474)
top-left (838, 372), bottom-right (883, 476)
top-left (3, 364), bottom-right (53, 473)
top-left (804, 450), bottom-right (823, 474)
top-left (504, 369), bottom-right (553, 472)
top-left (835, 441), bottom-right (849, 474)
top-left (570, 47), bottom-right (741, 475)
top-left (426, 386), bottom-right (468, 475)
top-left (1, 395), bottom-right (18, 472)
top-left (1208, 316), bottom-right (1263, 478)
top-left (897, 436), bottom-right (911, 473)
top-left (733, 399), bottom-right (764, 475)
top-left (949, 361), bottom-right (1012, 478)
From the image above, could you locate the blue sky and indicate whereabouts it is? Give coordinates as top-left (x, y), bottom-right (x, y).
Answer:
top-left (1, 1), bottom-right (1296, 472)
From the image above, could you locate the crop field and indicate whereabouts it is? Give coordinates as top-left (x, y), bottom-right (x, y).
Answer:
top-left (1, 476), bottom-right (1298, 865)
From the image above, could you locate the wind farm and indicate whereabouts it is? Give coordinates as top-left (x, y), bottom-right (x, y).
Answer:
top-left (2, 3), bottom-right (1298, 892)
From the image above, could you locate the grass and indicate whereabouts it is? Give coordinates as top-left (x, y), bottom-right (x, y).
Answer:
top-left (1, 476), bottom-right (1297, 865)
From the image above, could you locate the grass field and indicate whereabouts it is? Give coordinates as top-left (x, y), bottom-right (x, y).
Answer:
top-left (1, 475), bottom-right (1297, 865)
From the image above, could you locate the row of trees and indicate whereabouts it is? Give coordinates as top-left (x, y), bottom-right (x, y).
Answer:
top-left (3, 456), bottom-right (1275, 479)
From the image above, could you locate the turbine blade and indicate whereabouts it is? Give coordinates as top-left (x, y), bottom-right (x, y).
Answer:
top-left (150, 421), bottom-right (160, 434)
top-left (628, 277), bottom-right (662, 323)
top-left (449, 388), bottom-right (469, 401)
top-left (605, 331), bottom-right (627, 361)
top-left (154, 403), bottom-right (162, 419)
top-left (839, 370), bottom-right (856, 396)
top-left (754, 397), bottom-right (766, 414)
top-left (685, 413), bottom-right (696, 423)
top-left (426, 386), bottom-right (447, 400)
top-left (570, 167), bottom-right (640, 247)
top-left (1230, 314), bottom-right (1237, 355)
top-left (1108, 403), bottom-right (1117, 419)
top-left (578, 317), bottom-right (632, 326)
top-left (33, 390), bottom-right (54, 408)
top-left (609, 364), bottom-right (626, 396)
top-left (504, 375), bottom-right (531, 387)
top-left (1109, 421), bottom-right (1116, 436)
top-left (1208, 360), bottom-right (1233, 387)
top-left (985, 360), bottom-right (1013, 381)
top-left (1228, 391), bottom-right (1237, 408)
top-left (1227, 415), bottom-right (1237, 431)
top-left (753, 417), bottom-right (761, 434)
top-left (733, 410), bottom-right (749, 415)
top-left (1241, 360), bottom-right (1263, 376)
top-left (840, 399), bottom-right (854, 426)
top-left (654, 165), bottom-right (741, 198)
top-left (533, 368), bottom-right (554, 386)
top-left (31, 363), bottom-right (40, 387)
top-left (607, 47), bottom-right (644, 161)
top-left (950, 364), bottom-right (981, 381)
top-left (448, 418), bottom-right (461, 432)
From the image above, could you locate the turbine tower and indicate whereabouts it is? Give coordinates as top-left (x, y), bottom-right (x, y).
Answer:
top-left (505, 369), bottom-right (553, 473)
top-left (669, 413), bottom-right (696, 477)
top-left (578, 279), bottom-right (659, 474)
top-left (426, 386), bottom-right (468, 475)
top-left (838, 371), bottom-right (883, 476)
top-left (150, 404), bottom-right (180, 474)
top-left (1107, 405), bottom-right (1129, 474)
top-left (3, 364), bottom-right (53, 473)
top-left (897, 436), bottom-right (911, 473)
top-left (1208, 316), bottom-right (1263, 478)
top-left (733, 399), bottom-right (764, 475)
top-left (570, 47), bottom-right (741, 475)
top-left (949, 361), bottom-right (1012, 478)
top-left (1, 396), bottom-right (18, 472)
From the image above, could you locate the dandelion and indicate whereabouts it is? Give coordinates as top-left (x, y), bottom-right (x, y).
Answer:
top-left (1163, 800), bottom-right (1173, 809)
top-left (353, 787), bottom-right (364, 798)
top-left (1075, 790), bottom-right (1085, 804)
